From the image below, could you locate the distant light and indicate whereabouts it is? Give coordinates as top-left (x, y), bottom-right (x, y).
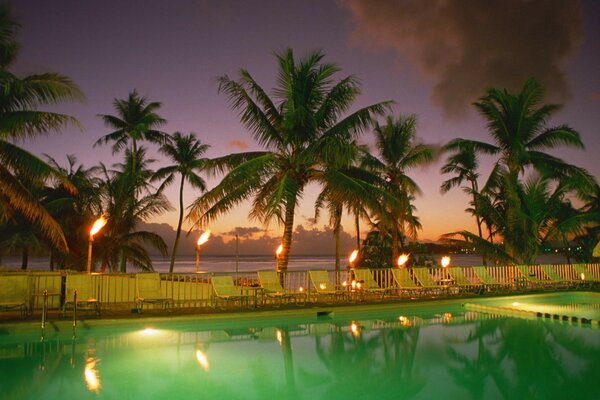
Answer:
top-left (512, 302), bottom-right (520, 306)
top-left (351, 280), bottom-right (357, 289)
top-left (342, 281), bottom-right (348, 287)
top-left (276, 329), bottom-right (283, 346)
top-left (319, 283), bottom-right (326, 290)
top-left (299, 286), bottom-right (304, 292)
top-left (581, 273), bottom-right (586, 281)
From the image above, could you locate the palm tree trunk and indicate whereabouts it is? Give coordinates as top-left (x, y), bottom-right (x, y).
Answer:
top-left (355, 212), bottom-right (360, 251)
top-left (278, 196), bottom-right (296, 273)
top-left (333, 204), bottom-right (342, 286)
top-left (21, 246), bottom-right (29, 270)
top-left (169, 174), bottom-right (186, 274)
top-left (391, 227), bottom-right (399, 267)
top-left (471, 180), bottom-right (487, 266)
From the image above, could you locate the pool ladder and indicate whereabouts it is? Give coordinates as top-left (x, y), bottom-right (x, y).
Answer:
top-left (41, 289), bottom-right (79, 340)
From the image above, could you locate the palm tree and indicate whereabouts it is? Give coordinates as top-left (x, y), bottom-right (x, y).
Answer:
top-left (362, 115), bottom-right (434, 264)
top-left (43, 155), bottom-right (102, 270)
top-left (446, 78), bottom-right (596, 260)
top-left (440, 140), bottom-right (487, 264)
top-left (0, 3), bottom-right (84, 252)
top-left (96, 148), bottom-right (171, 272)
top-left (95, 90), bottom-right (167, 165)
top-left (154, 132), bottom-right (210, 274)
top-left (188, 48), bottom-right (391, 272)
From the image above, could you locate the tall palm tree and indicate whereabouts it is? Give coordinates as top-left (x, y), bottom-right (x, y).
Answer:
top-left (95, 90), bottom-right (167, 167)
top-left (188, 48), bottom-right (391, 272)
top-left (362, 115), bottom-right (434, 264)
top-left (154, 132), bottom-right (210, 274)
top-left (440, 140), bottom-right (487, 264)
top-left (446, 78), bottom-right (596, 260)
top-left (96, 148), bottom-right (171, 272)
top-left (0, 3), bottom-right (84, 252)
top-left (43, 155), bottom-right (101, 270)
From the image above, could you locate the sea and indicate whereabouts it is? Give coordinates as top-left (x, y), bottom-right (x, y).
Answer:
top-left (0, 253), bottom-right (570, 273)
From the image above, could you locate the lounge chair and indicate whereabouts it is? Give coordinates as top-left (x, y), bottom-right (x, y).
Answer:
top-left (135, 273), bottom-right (173, 312)
top-left (539, 264), bottom-right (571, 289)
top-left (448, 267), bottom-right (483, 294)
top-left (63, 274), bottom-right (100, 316)
top-left (257, 270), bottom-right (307, 306)
top-left (353, 269), bottom-right (393, 300)
top-left (472, 266), bottom-right (504, 293)
top-left (211, 275), bottom-right (254, 309)
top-left (412, 268), bottom-right (444, 295)
top-left (0, 274), bottom-right (31, 317)
top-left (515, 265), bottom-right (552, 290)
top-left (391, 269), bottom-right (423, 297)
top-left (308, 270), bottom-right (344, 303)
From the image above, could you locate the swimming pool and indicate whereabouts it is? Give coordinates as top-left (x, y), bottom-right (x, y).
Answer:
top-left (1, 292), bottom-right (599, 399)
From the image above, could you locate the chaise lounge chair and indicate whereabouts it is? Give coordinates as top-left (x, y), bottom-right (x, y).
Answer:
top-left (448, 267), bottom-right (483, 295)
top-left (391, 269), bottom-right (423, 297)
top-left (308, 270), bottom-right (344, 303)
top-left (63, 274), bottom-right (100, 317)
top-left (353, 269), bottom-right (394, 300)
top-left (257, 270), bottom-right (306, 306)
top-left (211, 275), bottom-right (254, 309)
top-left (0, 274), bottom-right (31, 317)
top-left (135, 273), bottom-right (173, 312)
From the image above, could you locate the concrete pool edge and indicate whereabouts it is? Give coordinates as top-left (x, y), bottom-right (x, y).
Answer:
top-left (1, 290), bottom-right (598, 337)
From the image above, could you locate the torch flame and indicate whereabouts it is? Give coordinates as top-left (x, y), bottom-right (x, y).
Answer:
top-left (197, 229), bottom-right (211, 246)
top-left (397, 254), bottom-right (409, 267)
top-left (349, 249), bottom-right (359, 264)
top-left (441, 256), bottom-right (451, 268)
top-left (89, 216), bottom-right (107, 237)
top-left (276, 244), bottom-right (283, 257)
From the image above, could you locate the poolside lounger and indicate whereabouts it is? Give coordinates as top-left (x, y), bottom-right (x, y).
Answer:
top-left (257, 270), bottom-right (307, 306)
top-left (391, 269), bottom-right (423, 297)
top-left (515, 265), bottom-right (552, 290)
top-left (308, 270), bottom-right (344, 303)
top-left (211, 275), bottom-right (254, 309)
top-left (412, 268), bottom-right (445, 295)
top-left (572, 264), bottom-right (599, 288)
top-left (539, 265), bottom-right (572, 289)
top-left (472, 267), bottom-right (504, 293)
top-left (353, 269), bottom-right (394, 300)
top-left (0, 274), bottom-right (31, 317)
top-left (63, 274), bottom-right (100, 316)
top-left (448, 267), bottom-right (483, 294)
top-left (135, 273), bottom-right (173, 312)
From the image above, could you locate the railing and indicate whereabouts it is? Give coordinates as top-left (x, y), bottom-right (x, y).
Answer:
top-left (0, 263), bottom-right (598, 315)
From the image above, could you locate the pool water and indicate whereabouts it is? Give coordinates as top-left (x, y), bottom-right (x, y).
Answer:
top-left (1, 293), bottom-right (599, 400)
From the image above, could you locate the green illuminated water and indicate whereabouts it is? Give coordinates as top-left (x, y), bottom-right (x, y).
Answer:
top-left (1, 293), bottom-right (599, 400)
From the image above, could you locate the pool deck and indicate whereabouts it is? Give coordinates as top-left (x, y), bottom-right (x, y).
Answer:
top-left (1, 289), bottom-right (598, 336)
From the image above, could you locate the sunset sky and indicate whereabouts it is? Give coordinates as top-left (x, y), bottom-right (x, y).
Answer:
top-left (9, 0), bottom-right (600, 250)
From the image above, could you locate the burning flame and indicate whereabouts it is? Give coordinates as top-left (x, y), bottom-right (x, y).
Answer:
top-left (441, 256), bottom-right (451, 268)
top-left (349, 249), bottom-right (359, 264)
top-left (276, 244), bottom-right (283, 257)
top-left (397, 254), bottom-right (409, 267)
top-left (197, 229), bottom-right (211, 246)
top-left (89, 216), bottom-right (107, 237)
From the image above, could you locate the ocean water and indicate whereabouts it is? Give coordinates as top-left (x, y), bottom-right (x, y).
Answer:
top-left (1, 253), bottom-right (569, 273)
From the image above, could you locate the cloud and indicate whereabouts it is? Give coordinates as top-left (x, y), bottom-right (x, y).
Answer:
top-left (227, 139), bottom-right (249, 150)
top-left (340, 0), bottom-right (583, 118)
top-left (225, 226), bottom-right (264, 238)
